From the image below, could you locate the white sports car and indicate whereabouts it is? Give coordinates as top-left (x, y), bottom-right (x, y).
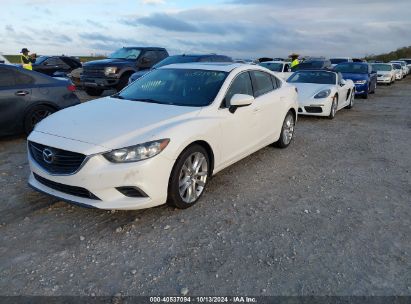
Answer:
top-left (287, 70), bottom-right (355, 119)
top-left (27, 63), bottom-right (298, 210)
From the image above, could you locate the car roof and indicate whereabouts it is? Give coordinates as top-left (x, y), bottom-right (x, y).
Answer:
top-left (260, 61), bottom-right (286, 64)
top-left (158, 62), bottom-right (245, 72)
top-left (294, 69), bottom-right (336, 74)
top-left (122, 47), bottom-right (166, 50)
top-left (336, 62), bottom-right (368, 65)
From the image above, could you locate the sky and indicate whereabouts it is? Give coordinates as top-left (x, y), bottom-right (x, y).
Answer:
top-left (1, 0), bottom-right (411, 58)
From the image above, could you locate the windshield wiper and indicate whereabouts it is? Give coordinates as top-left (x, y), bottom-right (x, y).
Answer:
top-left (129, 98), bottom-right (168, 104)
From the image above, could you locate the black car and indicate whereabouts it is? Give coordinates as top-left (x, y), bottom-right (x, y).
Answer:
top-left (128, 54), bottom-right (233, 83)
top-left (0, 64), bottom-right (80, 136)
top-left (81, 47), bottom-right (169, 96)
top-left (292, 59), bottom-right (332, 71)
top-left (32, 56), bottom-right (82, 76)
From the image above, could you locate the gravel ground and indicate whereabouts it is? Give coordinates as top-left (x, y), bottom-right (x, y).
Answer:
top-left (0, 79), bottom-right (410, 296)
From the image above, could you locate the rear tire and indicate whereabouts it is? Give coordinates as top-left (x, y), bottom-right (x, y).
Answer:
top-left (24, 105), bottom-right (56, 135)
top-left (274, 111), bottom-right (295, 148)
top-left (85, 87), bottom-right (104, 96)
top-left (167, 145), bottom-right (210, 209)
top-left (346, 91), bottom-right (354, 109)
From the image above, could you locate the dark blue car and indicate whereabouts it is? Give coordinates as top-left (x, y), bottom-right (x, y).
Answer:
top-left (128, 54), bottom-right (233, 84)
top-left (0, 64), bottom-right (80, 136)
top-left (334, 62), bottom-right (377, 99)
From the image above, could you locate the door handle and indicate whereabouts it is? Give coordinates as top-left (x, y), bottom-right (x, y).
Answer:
top-left (253, 108), bottom-right (261, 113)
top-left (15, 90), bottom-right (29, 96)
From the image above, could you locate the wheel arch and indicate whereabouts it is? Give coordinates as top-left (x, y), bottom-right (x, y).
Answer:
top-left (176, 140), bottom-right (215, 177)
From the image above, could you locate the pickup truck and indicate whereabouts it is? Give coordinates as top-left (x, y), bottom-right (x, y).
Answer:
top-left (81, 47), bottom-right (168, 96)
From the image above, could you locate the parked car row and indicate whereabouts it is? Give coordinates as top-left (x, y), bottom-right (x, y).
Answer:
top-left (0, 48), bottom-right (409, 212)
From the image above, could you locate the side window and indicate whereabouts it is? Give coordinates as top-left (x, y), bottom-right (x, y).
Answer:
top-left (14, 69), bottom-right (35, 85)
top-left (223, 72), bottom-right (253, 108)
top-left (270, 75), bottom-right (282, 89)
top-left (158, 51), bottom-right (168, 61)
top-left (284, 64), bottom-right (290, 72)
top-left (251, 71), bottom-right (274, 97)
top-left (0, 68), bottom-right (16, 87)
top-left (142, 51), bottom-right (158, 64)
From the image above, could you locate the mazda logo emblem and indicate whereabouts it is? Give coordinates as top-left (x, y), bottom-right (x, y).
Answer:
top-left (42, 148), bottom-right (54, 164)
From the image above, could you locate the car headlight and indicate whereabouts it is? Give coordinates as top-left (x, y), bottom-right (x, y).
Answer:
top-left (104, 67), bottom-right (118, 76)
top-left (103, 139), bottom-right (170, 163)
top-left (355, 80), bottom-right (367, 85)
top-left (314, 89), bottom-right (331, 99)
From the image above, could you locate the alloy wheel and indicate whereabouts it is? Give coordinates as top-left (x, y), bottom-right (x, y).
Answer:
top-left (30, 109), bottom-right (52, 129)
top-left (282, 114), bottom-right (295, 145)
top-left (178, 152), bottom-right (208, 204)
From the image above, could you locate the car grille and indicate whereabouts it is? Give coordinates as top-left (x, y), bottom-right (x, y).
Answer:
top-left (29, 141), bottom-right (87, 175)
top-left (82, 66), bottom-right (105, 77)
top-left (33, 173), bottom-right (100, 200)
top-left (305, 106), bottom-right (323, 113)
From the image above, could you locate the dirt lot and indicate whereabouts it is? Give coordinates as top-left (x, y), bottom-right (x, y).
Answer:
top-left (0, 79), bottom-right (410, 296)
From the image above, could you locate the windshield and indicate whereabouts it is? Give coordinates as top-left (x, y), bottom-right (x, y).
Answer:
top-left (109, 48), bottom-right (142, 60)
top-left (34, 56), bottom-right (48, 64)
top-left (334, 63), bottom-right (368, 74)
top-left (393, 64), bottom-right (402, 69)
top-left (259, 62), bottom-right (283, 72)
top-left (331, 58), bottom-right (349, 64)
top-left (287, 71), bottom-right (336, 85)
top-left (400, 59), bottom-right (411, 64)
top-left (292, 61), bottom-right (325, 71)
top-left (153, 56), bottom-right (199, 69)
top-left (118, 68), bottom-right (228, 107)
top-left (372, 64), bottom-right (392, 71)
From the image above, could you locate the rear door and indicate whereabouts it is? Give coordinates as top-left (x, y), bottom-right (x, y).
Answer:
top-left (0, 67), bottom-right (33, 135)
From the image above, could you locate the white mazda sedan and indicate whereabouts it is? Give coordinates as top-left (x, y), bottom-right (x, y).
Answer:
top-left (28, 63), bottom-right (298, 210)
top-left (287, 70), bottom-right (355, 119)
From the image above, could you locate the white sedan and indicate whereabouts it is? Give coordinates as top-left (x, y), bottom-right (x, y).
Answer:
top-left (28, 63), bottom-right (298, 210)
top-left (259, 61), bottom-right (293, 80)
top-left (287, 70), bottom-right (355, 119)
top-left (372, 63), bottom-right (396, 85)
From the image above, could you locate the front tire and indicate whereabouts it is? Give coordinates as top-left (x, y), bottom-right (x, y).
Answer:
top-left (167, 145), bottom-right (210, 209)
top-left (328, 95), bottom-right (338, 119)
top-left (85, 87), bottom-right (104, 96)
top-left (275, 111), bottom-right (295, 148)
top-left (24, 105), bottom-right (56, 135)
top-left (115, 75), bottom-right (130, 92)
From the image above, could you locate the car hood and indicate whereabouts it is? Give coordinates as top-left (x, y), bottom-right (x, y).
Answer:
top-left (376, 71), bottom-right (391, 75)
top-left (340, 73), bottom-right (368, 81)
top-left (291, 83), bottom-right (333, 100)
top-left (33, 97), bottom-right (202, 150)
top-left (83, 58), bottom-right (134, 67)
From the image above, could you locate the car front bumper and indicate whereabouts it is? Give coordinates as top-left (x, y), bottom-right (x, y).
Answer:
top-left (354, 83), bottom-right (368, 94)
top-left (28, 144), bottom-right (175, 210)
top-left (80, 76), bottom-right (120, 89)
top-left (297, 97), bottom-right (333, 117)
top-left (377, 76), bottom-right (392, 83)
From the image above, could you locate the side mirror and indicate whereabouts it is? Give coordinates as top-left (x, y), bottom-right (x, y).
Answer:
top-left (229, 94), bottom-right (254, 113)
top-left (339, 79), bottom-right (346, 86)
